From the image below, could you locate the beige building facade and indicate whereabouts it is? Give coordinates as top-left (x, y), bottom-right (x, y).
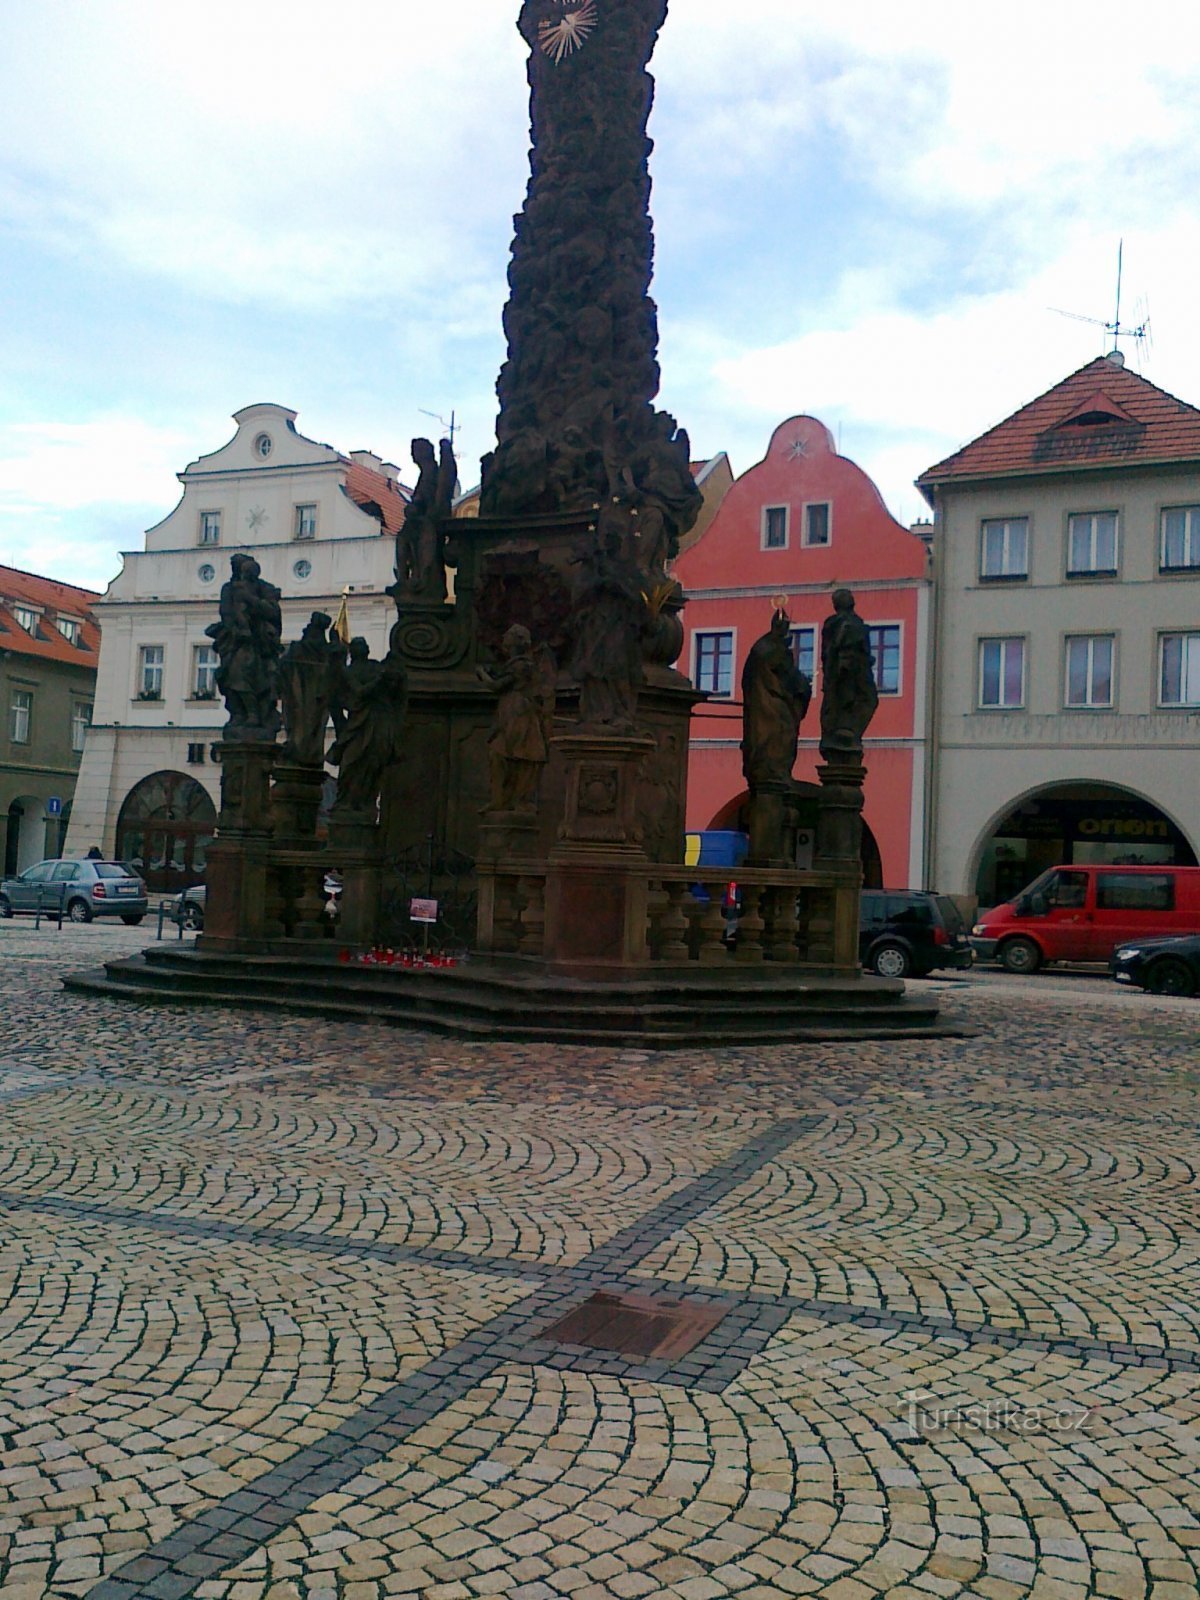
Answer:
top-left (65, 404), bottom-right (409, 888)
top-left (919, 355), bottom-right (1200, 907)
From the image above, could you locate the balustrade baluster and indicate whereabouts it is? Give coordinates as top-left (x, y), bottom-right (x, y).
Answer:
top-left (659, 881), bottom-right (691, 963)
top-left (696, 882), bottom-right (728, 965)
top-left (518, 873), bottom-right (546, 957)
top-left (734, 884), bottom-right (764, 962)
top-left (292, 862), bottom-right (326, 940)
top-left (765, 885), bottom-right (800, 962)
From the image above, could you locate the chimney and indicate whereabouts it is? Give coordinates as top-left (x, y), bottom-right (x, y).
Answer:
top-left (349, 449), bottom-right (385, 473)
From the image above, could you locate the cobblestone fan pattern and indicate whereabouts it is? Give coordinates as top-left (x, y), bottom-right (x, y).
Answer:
top-left (0, 924), bottom-right (1198, 1599)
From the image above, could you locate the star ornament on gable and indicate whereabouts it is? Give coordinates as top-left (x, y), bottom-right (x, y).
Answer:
top-left (247, 506), bottom-right (268, 532)
top-left (787, 437), bottom-right (808, 461)
top-left (538, 0), bottom-right (598, 62)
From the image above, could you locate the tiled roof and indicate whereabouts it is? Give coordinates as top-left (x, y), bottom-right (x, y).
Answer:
top-left (341, 459), bottom-right (411, 536)
top-left (0, 565), bottom-right (100, 669)
top-left (918, 357), bottom-right (1200, 492)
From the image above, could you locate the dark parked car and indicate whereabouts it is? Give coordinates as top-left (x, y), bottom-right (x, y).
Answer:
top-left (163, 885), bottom-right (206, 931)
top-left (860, 890), bottom-right (974, 979)
top-left (1111, 934), bottom-right (1200, 996)
top-left (0, 859), bottom-right (147, 923)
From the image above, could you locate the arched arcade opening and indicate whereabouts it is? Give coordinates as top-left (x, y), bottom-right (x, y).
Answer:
top-left (116, 771), bottom-right (217, 892)
top-left (972, 781), bottom-right (1197, 908)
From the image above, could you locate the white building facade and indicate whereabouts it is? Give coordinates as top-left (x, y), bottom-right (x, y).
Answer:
top-left (65, 404), bottom-right (409, 887)
top-left (919, 355), bottom-right (1200, 908)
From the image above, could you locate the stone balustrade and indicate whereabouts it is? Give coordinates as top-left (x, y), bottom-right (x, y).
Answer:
top-left (478, 862), bottom-right (860, 971)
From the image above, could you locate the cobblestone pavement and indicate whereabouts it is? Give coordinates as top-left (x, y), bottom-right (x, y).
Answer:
top-left (2, 922), bottom-right (1199, 1600)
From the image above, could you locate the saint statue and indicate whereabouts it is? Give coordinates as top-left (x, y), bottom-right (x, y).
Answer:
top-left (568, 515), bottom-right (645, 730)
top-left (477, 623), bottom-right (556, 812)
top-left (741, 611), bottom-right (813, 788)
top-left (328, 639), bottom-right (409, 816)
top-left (395, 435), bottom-right (455, 602)
top-left (279, 611), bottom-right (341, 767)
top-left (819, 588), bottom-right (880, 761)
top-left (205, 553), bottom-right (283, 741)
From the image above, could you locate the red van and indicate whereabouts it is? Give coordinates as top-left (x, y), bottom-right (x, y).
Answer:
top-left (972, 864), bottom-right (1200, 973)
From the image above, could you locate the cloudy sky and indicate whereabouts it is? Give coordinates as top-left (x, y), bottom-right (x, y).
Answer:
top-left (2, 0), bottom-right (1199, 590)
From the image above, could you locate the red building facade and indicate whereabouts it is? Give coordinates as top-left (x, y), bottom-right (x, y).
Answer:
top-left (673, 416), bottom-right (932, 889)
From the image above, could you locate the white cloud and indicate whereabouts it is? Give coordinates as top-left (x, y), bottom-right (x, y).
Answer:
top-left (0, 419), bottom-right (191, 514)
top-left (4, 0), bottom-right (1200, 572)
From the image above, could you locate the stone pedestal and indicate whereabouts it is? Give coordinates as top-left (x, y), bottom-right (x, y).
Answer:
top-left (543, 731), bottom-right (655, 975)
top-left (815, 760), bottom-right (867, 970)
top-left (202, 741), bottom-right (276, 946)
top-left (476, 810), bottom-right (542, 955)
top-left (815, 760), bottom-right (867, 867)
top-left (745, 779), bottom-right (797, 868)
top-left (271, 762), bottom-right (325, 842)
top-left (327, 813), bottom-right (382, 947)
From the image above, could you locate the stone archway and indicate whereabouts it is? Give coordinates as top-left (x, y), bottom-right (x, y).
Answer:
top-left (116, 771), bottom-right (217, 892)
top-left (4, 795), bottom-right (51, 877)
top-left (970, 779), bottom-right (1198, 909)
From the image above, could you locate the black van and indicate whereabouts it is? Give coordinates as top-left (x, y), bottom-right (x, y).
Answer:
top-left (859, 891), bottom-right (974, 979)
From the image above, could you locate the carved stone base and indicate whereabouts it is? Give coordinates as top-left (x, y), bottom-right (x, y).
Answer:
top-left (327, 816), bottom-right (382, 947)
top-left (543, 857), bottom-right (651, 976)
top-left (552, 731), bottom-right (655, 855)
top-left (270, 762), bottom-right (325, 843)
top-left (201, 841), bottom-right (270, 945)
top-left (815, 761), bottom-right (867, 867)
top-left (745, 779), bottom-right (798, 868)
top-left (214, 742), bottom-right (276, 837)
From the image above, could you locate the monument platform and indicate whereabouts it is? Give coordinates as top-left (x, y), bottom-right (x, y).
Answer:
top-left (64, 944), bottom-right (960, 1047)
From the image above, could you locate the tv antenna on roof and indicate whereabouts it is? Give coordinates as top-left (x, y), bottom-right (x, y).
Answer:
top-left (1049, 240), bottom-right (1152, 367)
top-left (419, 407), bottom-right (460, 448)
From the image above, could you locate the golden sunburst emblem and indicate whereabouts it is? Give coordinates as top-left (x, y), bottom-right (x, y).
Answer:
top-left (538, 0), bottom-right (598, 62)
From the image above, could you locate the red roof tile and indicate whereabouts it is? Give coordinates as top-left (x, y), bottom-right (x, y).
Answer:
top-left (0, 565), bottom-right (100, 669)
top-left (918, 357), bottom-right (1200, 493)
top-left (340, 459), bottom-right (411, 536)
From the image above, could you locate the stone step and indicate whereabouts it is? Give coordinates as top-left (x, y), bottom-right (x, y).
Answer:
top-left (64, 949), bottom-right (958, 1047)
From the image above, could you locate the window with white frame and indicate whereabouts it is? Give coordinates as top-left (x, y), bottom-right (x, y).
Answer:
top-left (1064, 635), bottom-right (1114, 708)
top-left (10, 689), bottom-right (31, 743)
top-left (193, 645), bottom-right (218, 698)
top-left (867, 624), bottom-right (902, 695)
top-left (761, 506), bottom-right (788, 549)
top-left (788, 625), bottom-right (816, 679)
top-left (803, 502), bottom-right (831, 547)
top-left (57, 616), bottom-right (80, 644)
top-left (294, 503), bottom-right (318, 540)
top-left (693, 630), bottom-right (734, 697)
top-left (71, 701), bottom-right (93, 751)
top-left (978, 637), bottom-right (1025, 708)
top-left (11, 605), bottom-right (38, 633)
top-left (199, 510), bottom-right (221, 546)
top-left (980, 516), bottom-right (1028, 579)
top-left (1160, 506), bottom-right (1200, 571)
top-left (1160, 632), bottom-right (1200, 707)
top-left (139, 644), bottom-right (164, 698)
top-left (1067, 511), bottom-right (1118, 576)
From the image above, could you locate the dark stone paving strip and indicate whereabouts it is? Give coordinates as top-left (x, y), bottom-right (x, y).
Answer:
top-left (0, 1190), bottom-right (548, 1282)
top-left (83, 1116), bottom-right (820, 1599)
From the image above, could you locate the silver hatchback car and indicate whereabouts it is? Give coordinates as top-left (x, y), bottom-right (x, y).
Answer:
top-left (0, 859), bottom-right (148, 923)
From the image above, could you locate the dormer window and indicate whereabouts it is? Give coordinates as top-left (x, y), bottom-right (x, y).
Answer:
top-left (11, 605), bottom-right (38, 633)
top-left (57, 617), bottom-right (80, 645)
